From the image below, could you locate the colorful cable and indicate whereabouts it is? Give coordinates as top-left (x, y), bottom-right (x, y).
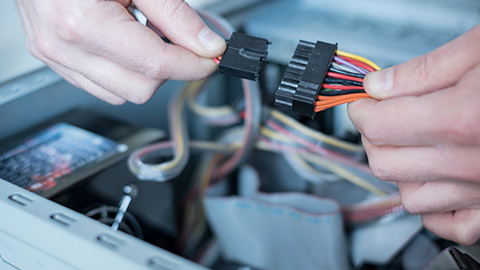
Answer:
top-left (315, 50), bottom-right (381, 113)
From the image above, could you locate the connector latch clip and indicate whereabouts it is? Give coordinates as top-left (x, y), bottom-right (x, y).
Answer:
top-left (218, 32), bottom-right (270, 81)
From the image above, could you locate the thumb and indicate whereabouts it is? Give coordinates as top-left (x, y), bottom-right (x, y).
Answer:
top-left (133, 0), bottom-right (226, 58)
top-left (364, 25), bottom-right (480, 99)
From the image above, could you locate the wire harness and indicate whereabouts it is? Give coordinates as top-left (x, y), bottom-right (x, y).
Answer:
top-left (218, 32), bottom-right (270, 81)
top-left (275, 40), bottom-right (381, 118)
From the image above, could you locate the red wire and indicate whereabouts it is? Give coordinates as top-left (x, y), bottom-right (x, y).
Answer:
top-left (322, 84), bottom-right (364, 90)
top-left (326, 72), bottom-right (364, 83)
top-left (212, 57), bottom-right (220, 65)
top-left (338, 56), bottom-right (376, 72)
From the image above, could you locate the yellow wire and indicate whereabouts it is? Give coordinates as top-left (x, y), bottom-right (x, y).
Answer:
top-left (270, 110), bottom-right (364, 153)
top-left (288, 153), bottom-right (335, 180)
top-left (260, 127), bottom-right (292, 144)
top-left (155, 95), bottom-right (361, 174)
top-left (257, 129), bottom-right (386, 196)
top-left (335, 50), bottom-right (382, 71)
top-left (187, 86), bottom-right (236, 117)
top-left (180, 130), bottom-right (383, 195)
top-left (255, 141), bottom-right (385, 196)
top-left (156, 81), bottom-right (204, 171)
top-left (300, 153), bottom-right (386, 196)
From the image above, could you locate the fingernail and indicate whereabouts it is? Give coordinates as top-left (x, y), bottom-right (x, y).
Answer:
top-left (366, 68), bottom-right (394, 95)
top-left (198, 26), bottom-right (225, 51)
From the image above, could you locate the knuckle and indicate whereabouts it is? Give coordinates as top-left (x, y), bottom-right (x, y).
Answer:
top-left (400, 195), bottom-right (421, 215)
top-left (412, 54), bottom-right (433, 82)
top-left (144, 63), bottom-right (171, 80)
top-left (34, 34), bottom-right (56, 58)
top-left (161, 0), bottom-right (190, 18)
top-left (368, 157), bottom-right (393, 181)
top-left (398, 183), bottom-right (427, 214)
top-left (360, 121), bottom-right (384, 145)
top-left (446, 108), bottom-right (479, 145)
top-left (454, 222), bottom-right (479, 245)
top-left (54, 8), bottom-right (85, 43)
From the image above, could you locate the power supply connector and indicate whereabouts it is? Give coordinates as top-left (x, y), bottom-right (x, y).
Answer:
top-left (275, 40), bottom-right (337, 118)
top-left (218, 32), bottom-right (270, 81)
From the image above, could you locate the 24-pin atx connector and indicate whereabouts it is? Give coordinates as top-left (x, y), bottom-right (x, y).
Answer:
top-left (275, 40), bottom-right (381, 118)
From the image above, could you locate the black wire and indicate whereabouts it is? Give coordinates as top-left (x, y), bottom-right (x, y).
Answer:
top-left (329, 67), bottom-right (366, 79)
top-left (319, 89), bottom-right (366, 96)
top-left (324, 78), bottom-right (363, 87)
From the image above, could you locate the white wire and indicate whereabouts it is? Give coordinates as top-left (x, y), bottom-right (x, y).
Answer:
top-left (283, 153), bottom-right (339, 183)
top-left (331, 62), bottom-right (363, 74)
top-left (128, 82), bottom-right (194, 181)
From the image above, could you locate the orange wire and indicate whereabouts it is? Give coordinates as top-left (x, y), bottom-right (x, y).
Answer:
top-left (212, 56), bottom-right (222, 65)
top-left (315, 99), bottom-right (363, 108)
top-left (316, 93), bottom-right (369, 101)
top-left (316, 98), bottom-right (364, 106)
top-left (314, 93), bottom-right (370, 112)
top-left (316, 97), bottom-right (369, 104)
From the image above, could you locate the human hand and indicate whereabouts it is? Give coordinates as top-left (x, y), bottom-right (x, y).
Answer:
top-left (16, 0), bottom-right (226, 104)
top-left (348, 25), bottom-right (480, 245)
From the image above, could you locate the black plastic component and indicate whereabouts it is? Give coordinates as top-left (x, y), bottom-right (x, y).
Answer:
top-left (275, 40), bottom-right (337, 118)
top-left (449, 247), bottom-right (480, 270)
top-left (218, 32), bottom-right (269, 81)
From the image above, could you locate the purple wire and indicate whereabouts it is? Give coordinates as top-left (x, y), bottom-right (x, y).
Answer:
top-left (333, 56), bottom-right (368, 75)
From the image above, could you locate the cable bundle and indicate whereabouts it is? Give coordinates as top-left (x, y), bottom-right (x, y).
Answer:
top-left (316, 50), bottom-right (381, 112)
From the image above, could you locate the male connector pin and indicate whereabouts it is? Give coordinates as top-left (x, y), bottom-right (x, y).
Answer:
top-left (218, 32), bottom-right (270, 81)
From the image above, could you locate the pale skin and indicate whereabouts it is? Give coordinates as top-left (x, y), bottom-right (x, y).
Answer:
top-left (16, 0), bottom-right (226, 105)
top-left (349, 24), bottom-right (480, 245)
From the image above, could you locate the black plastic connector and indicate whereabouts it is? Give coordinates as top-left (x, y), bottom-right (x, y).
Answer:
top-left (275, 40), bottom-right (337, 118)
top-left (218, 32), bottom-right (270, 81)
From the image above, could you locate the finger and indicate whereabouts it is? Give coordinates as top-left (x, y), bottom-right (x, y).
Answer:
top-left (348, 88), bottom-right (456, 146)
top-left (68, 72), bottom-right (128, 105)
top-left (56, 1), bottom-right (219, 81)
top-left (61, 70), bottom-right (127, 105)
top-left (362, 137), bottom-right (480, 182)
top-left (16, 4), bottom-right (126, 105)
top-left (133, 0), bottom-right (226, 57)
top-left (398, 182), bottom-right (480, 214)
top-left (43, 58), bottom-right (127, 104)
top-left (422, 210), bottom-right (480, 245)
top-left (50, 50), bottom-right (165, 104)
top-left (363, 25), bottom-right (480, 99)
